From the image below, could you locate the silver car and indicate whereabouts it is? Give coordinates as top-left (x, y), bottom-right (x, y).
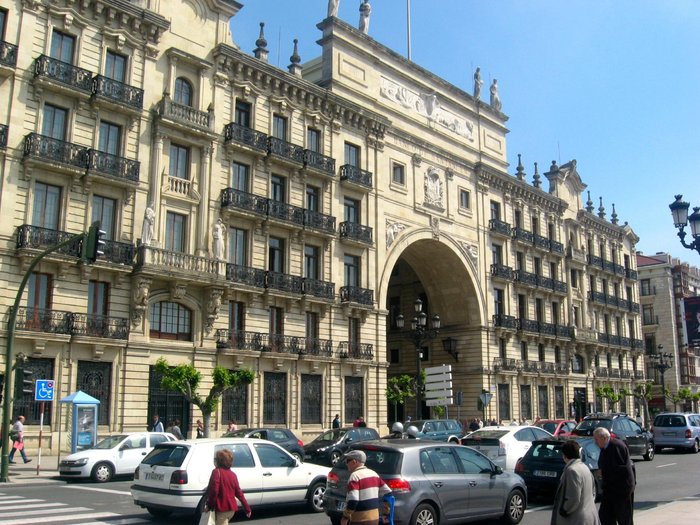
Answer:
top-left (324, 439), bottom-right (527, 525)
top-left (652, 412), bottom-right (700, 453)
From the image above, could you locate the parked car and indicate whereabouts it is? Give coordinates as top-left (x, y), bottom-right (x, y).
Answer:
top-left (514, 438), bottom-right (602, 501)
top-left (223, 427), bottom-right (305, 461)
top-left (59, 432), bottom-right (177, 482)
top-left (571, 413), bottom-right (655, 460)
top-left (324, 439), bottom-right (527, 525)
top-left (404, 419), bottom-right (463, 442)
top-left (304, 427), bottom-right (380, 465)
top-left (651, 412), bottom-right (700, 453)
top-left (460, 425), bottom-right (554, 471)
top-left (534, 419), bottom-right (576, 437)
top-left (131, 438), bottom-right (329, 519)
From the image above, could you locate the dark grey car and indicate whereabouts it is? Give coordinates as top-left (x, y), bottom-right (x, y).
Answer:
top-left (324, 439), bottom-right (527, 525)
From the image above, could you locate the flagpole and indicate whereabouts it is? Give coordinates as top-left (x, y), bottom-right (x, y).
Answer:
top-left (407, 0), bottom-right (412, 60)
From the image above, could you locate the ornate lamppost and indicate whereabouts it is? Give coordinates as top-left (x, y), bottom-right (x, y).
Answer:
top-left (669, 195), bottom-right (700, 256)
top-left (396, 298), bottom-right (440, 419)
top-left (649, 344), bottom-right (674, 412)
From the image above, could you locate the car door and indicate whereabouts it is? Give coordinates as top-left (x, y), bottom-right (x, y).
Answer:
top-left (225, 443), bottom-right (263, 506)
top-left (453, 446), bottom-right (504, 518)
top-left (419, 446), bottom-right (468, 521)
top-left (513, 428), bottom-right (537, 461)
top-left (623, 419), bottom-right (646, 456)
top-left (253, 442), bottom-right (308, 505)
top-left (117, 434), bottom-right (149, 474)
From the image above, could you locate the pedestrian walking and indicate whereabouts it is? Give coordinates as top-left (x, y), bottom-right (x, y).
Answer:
top-left (332, 414), bottom-right (341, 429)
top-left (340, 450), bottom-right (391, 525)
top-left (196, 419), bottom-right (205, 438)
top-left (227, 420), bottom-right (238, 433)
top-left (8, 415), bottom-right (31, 464)
top-left (204, 448), bottom-right (251, 525)
top-left (594, 427), bottom-right (635, 525)
top-left (150, 414), bottom-right (164, 433)
top-left (551, 440), bottom-right (600, 525)
top-left (166, 419), bottom-right (184, 439)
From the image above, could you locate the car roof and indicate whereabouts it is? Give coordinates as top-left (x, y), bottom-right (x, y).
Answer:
top-left (153, 437), bottom-right (269, 446)
top-left (351, 439), bottom-right (461, 451)
top-left (475, 425), bottom-right (543, 431)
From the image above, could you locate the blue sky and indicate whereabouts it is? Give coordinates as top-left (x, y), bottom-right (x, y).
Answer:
top-left (230, 1), bottom-right (700, 260)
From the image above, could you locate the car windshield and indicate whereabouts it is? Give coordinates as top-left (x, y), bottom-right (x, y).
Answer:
top-left (467, 430), bottom-right (509, 440)
top-left (225, 430), bottom-right (252, 438)
top-left (574, 419), bottom-right (612, 433)
top-left (142, 444), bottom-right (190, 467)
top-left (530, 442), bottom-right (563, 460)
top-left (539, 422), bottom-right (558, 434)
top-left (312, 429), bottom-right (345, 443)
top-left (580, 440), bottom-right (600, 463)
top-left (654, 415), bottom-right (686, 427)
top-left (94, 435), bottom-right (129, 449)
top-left (334, 447), bottom-right (402, 475)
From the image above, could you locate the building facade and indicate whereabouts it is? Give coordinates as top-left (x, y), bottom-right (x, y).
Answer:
top-left (0, 1), bottom-right (645, 452)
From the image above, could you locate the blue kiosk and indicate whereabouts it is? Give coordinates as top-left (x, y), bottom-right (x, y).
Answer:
top-left (60, 390), bottom-right (100, 453)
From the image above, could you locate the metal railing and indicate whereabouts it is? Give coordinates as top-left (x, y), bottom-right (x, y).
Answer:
top-left (71, 313), bottom-right (129, 339)
top-left (339, 221), bottom-right (373, 244)
top-left (493, 357), bottom-right (518, 371)
top-left (491, 263), bottom-right (514, 280)
top-left (339, 286), bottom-right (373, 305)
top-left (266, 271), bottom-right (303, 294)
top-left (339, 164), bottom-right (373, 189)
top-left (302, 278), bottom-right (335, 300)
top-left (493, 314), bottom-right (517, 329)
top-left (0, 40), bottom-right (18, 68)
top-left (23, 133), bottom-right (89, 170)
top-left (338, 341), bottom-right (373, 360)
top-left (268, 136), bottom-right (305, 165)
top-left (92, 75), bottom-right (144, 109)
top-left (12, 307), bottom-right (73, 335)
top-left (0, 124), bottom-right (7, 149)
top-left (304, 149), bottom-right (335, 175)
top-left (16, 225), bottom-right (82, 257)
top-left (34, 55), bottom-right (93, 92)
top-left (489, 219), bottom-right (512, 237)
top-left (87, 149), bottom-right (140, 183)
top-left (223, 122), bottom-right (269, 152)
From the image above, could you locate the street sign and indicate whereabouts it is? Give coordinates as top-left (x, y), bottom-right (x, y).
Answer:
top-left (479, 392), bottom-right (493, 407)
top-left (424, 364), bottom-right (453, 405)
top-left (425, 389), bottom-right (453, 399)
top-left (35, 379), bottom-right (55, 402)
top-left (426, 398), bottom-right (451, 407)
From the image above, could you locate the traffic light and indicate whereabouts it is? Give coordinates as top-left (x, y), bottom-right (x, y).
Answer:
top-left (21, 369), bottom-right (33, 395)
top-left (82, 221), bottom-right (106, 263)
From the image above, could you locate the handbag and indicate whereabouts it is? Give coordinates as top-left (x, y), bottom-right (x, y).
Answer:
top-left (12, 441), bottom-right (24, 451)
top-left (198, 511), bottom-right (215, 525)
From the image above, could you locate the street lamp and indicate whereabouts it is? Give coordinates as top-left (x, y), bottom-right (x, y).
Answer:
top-left (669, 195), bottom-right (700, 256)
top-left (396, 298), bottom-right (440, 419)
top-left (649, 344), bottom-right (674, 411)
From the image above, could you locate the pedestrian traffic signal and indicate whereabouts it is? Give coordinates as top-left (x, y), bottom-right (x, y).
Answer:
top-left (21, 369), bottom-right (33, 395)
top-left (82, 221), bottom-right (106, 263)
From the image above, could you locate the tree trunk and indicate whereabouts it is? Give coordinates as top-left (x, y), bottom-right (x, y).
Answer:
top-left (202, 409), bottom-right (213, 438)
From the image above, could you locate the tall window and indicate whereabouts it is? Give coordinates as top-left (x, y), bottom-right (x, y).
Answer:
top-left (174, 77), bottom-right (193, 106)
top-left (77, 361), bottom-right (112, 425)
top-left (104, 50), bottom-right (127, 82)
top-left (514, 209), bottom-right (522, 228)
top-left (169, 144), bottom-right (189, 179)
top-left (306, 185), bottom-right (320, 212)
top-left (301, 375), bottom-right (322, 424)
top-left (344, 255), bottom-right (360, 287)
top-left (640, 279), bottom-right (652, 296)
top-left (498, 384), bottom-right (510, 421)
top-left (492, 244), bottom-right (503, 265)
top-left (272, 114), bottom-right (287, 140)
top-left (392, 163), bottom-right (405, 185)
top-left (348, 316), bottom-right (360, 348)
top-left (0, 10), bottom-right (7, 40)
top-left (538, 385), bottom-right (549, 419)
top-left (42, 104), bottom-right (68, 140)
top-left (148, 366), bottom-right (191, 438)
top-left (459, 189), bottom-right (470, 209)
top-left (222, 381), bottom-right (248, 426)
top-left (271, 174), bottom-right (285, 202)
top-left (344, 376), bottom-right (363, 425)
top-left (99, 121), bottom-right (121, 155)
top-left (490, 200), bottom-right (501, 221)
top-left (27, 273), bottom-right (52, 310)
top-left (307, 127), bottom-right (321, 152)
top-left (535, 298), bottom-right (544, 322)
top-left (150, 301), bottom-right (192, 340)
top-left (305, 245), bottom-right (320, 279)
top-left (268, 237), bottom-right (285, 272)
top-left (344, 197), bottom-right (360, 223)
top-left (554, 386), bottom-right (565, 418)
top-left (88, 280), bottom-right (109, 315)
top-left (531, 216), bottom-right (539, 235)
top-left (533, 257), bottom-right (542, 276)
top-left (344, 142), bottom-right (360, 167)
top-left (516, 252), bottom-right (524, 271)
top-left (517, 294), bottom-right (527, 320)
top-left (520, 385), bottom-right (532, 420)
top-left (554, 346), bottom-right (561, 364)
top-left (551, 302), bottom-right (560, 325)
top-left (228, 227), bottom-right (247, 266)
top-left (229, 301), bottom-right (245, 332)
top-left (235, 100), bottom-right (251, 127)
top-left (538, 344), bottom-right (546, 362)
top-left (165, 212), bottom-right (186, 252)
top-left (50, 30), bottom-right (75, 63)
top-left (306, 311), bottom-right (319, 339)
top-left (263, 372), bottom-right (286, 425)
top-left (269, 307), bottom-right (284, 335)
top-left (548, 223), bottom-right (555, 241)
top-left (520, 341), bottom-right (528, 361)
top-left (32, 182), bottom-right (61, 229)
top-left (231, 162), bottom-right (249, 191)
top-left (92, 195), bottom-right (116, 240)
top-left (494, 288), bottom-right (505, 316)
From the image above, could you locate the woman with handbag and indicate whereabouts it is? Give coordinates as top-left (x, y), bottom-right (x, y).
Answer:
top-left (204, 448), bottom-right (251, 525)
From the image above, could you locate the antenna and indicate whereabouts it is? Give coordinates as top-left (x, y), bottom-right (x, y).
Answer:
top-left (277, 26), bottom-right (281, 67)
top-left (407, 0), bottom-right (412, 60)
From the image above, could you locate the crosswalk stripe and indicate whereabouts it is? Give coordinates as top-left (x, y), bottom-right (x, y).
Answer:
top-left (65, 485), bottom-right (132, 496)
top-left (79, 519), bottom-right (149, 525)
top-left (0, 498), bottom-right (45, 504)
top-left (0, 506), bottom-right (73, 518)
top-left (0, 511), bottom-right (118, 525)
top-left (1, 503), bottom-right (66, 512)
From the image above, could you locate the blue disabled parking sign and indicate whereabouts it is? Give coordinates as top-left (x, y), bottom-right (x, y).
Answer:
top-left (35, 379), bottom-right (55, 401)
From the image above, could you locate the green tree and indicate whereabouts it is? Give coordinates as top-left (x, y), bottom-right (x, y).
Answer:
top-left (595, 385), bottom-right (622, 411)
top-left (154, 358), bottom-right (254, 438)
top-left (627, 382), bottom-right (653, 427)
top-left (673, 387), bottom-right (700, 412)
top-left (386, 375), bottom-right (416, 423)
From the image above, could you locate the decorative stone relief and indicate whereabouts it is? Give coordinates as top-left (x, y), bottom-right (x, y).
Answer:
top-left (131, 277), bottom-right (151, 327)
top-left (205, 288), bottom-right (224, 334)
top-left (423, 167), bottom-right (444, 209)
top-left (170, 283), bottom-right (187, 300)
top-left (461, 242), bottom-right (479, 264)
top-left (412, 153), bottom-right (422, 167)
top-left (386, 220), bottom-right (407, 248)
top-left (380, 77), bottom-right (475, 141)
top-left (430, 216), bottom-right (440, 240)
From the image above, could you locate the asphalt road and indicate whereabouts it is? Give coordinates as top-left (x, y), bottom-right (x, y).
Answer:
top-left (0, 449), bottom-right (698, 525)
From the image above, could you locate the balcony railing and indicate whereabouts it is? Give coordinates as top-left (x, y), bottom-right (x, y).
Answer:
top-left (71, 313), bottom-right (129, 339)
top-left (299, 337), bottom-right (334, 357)
top-left (268, 200), bottom-right (305, 225)
top-left (338, 341), bottom-right (374, 360)
top-left (489, 219), bottom-right (512, 237)
top-left (302, 278), bottom-right (335, 300)
top-left (633, 370), bottom-right (645, 379)
top-left (339, 221), bottom-right (373, 244)
top-left (16, 225), bottom-right (82, 257)
top-left (303, 209), bottom-right (336, 235)
top-left (216, 329), bottom-right (265, 351)
top-left (587, 254), bottom-right (604, 268)
top-left (34, 55), bottom-right (93, 92)
top-left (556, 324), bottom-right (574, 338)
top-left (519, 318), bottom-right (540, 333)
top-left (550, 240), bottom-right (564, 254)
top-left (512, 227), bottom-right (534, 244)
top-left (92, 75), bottom-right (144, 110)
top-left (0, 124), bottom-right (8, 149)
top-left (268, 136), bottom-right (305, 165)
top-left (340, 164), bottom-right (373, 189)
top-left (491, 263), bottom-right (514, 280)
top-left (595, 367), bottom-right (609, 378)
top-left (514, 269), bottom-right (538, 287)
top-left (135, 245), bottom-right (221, 277)
top-left (158, 96), bottom-right (212, 131)
top-left (555, 363), bottom-right (570, 374)
top-left (13, 307), bottom-right (73, 335)
top-left (216, 329), bottom-right (335, 357)
top-left (266, 271), bottom-right (303, 294)
top-left (221, 188), bottom-right (269, 216)
top-left (0, 40), bottom-right (18, 68)
top-left (304, 149), bottom-right (336, 175)
top-left (625, 268), bottom-right (638, 280)
top-left (223, 122), bottom-right (269, 152)
top-left (23, 133), bottom-right (89, 170)
top-left (225, 263), bottom-right (267, 288)
top-left (102, 239), bottom-right (135, 265)
top-left (493, 357), bottom-right (518, 372)
top-left (534, 234), bottom-right (550, 250)
top-left (340, 286), bottom-right (373, 306)
top-left (262, 333), bottom-right (306, 354)
top-left (87, 149), bottom-right (140, 183)
top-left (521, 360), bottom-right (539, 373)
top-left (538, 362), bottom-right (555, 374)
top-left (493, 314), bottom-right (517, 329)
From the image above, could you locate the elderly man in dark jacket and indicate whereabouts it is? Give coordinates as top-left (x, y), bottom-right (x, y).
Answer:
top-left (593, 427), bottom-right (635, 525)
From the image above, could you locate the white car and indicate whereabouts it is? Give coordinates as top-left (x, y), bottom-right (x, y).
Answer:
top-left (460, 425), bottom-right (554, 471)
top-left (59, 432), bottom-right (177, 482)
top-left (131, 438), bottom-right (330, 519)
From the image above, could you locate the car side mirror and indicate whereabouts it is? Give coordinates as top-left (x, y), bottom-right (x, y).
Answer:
top-left (346, 437), bottom-right (353, 443)
top-left (493, 465), bottom-right (503, 475)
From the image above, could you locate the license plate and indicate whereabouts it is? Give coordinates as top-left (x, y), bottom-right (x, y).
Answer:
top-left (663, 432), bottom-right (676, 436)
top-left (145, 472), bottom-right (164, 481)
top-left (534, 470), bottom-right (557, 478)
top-left (336, 501), bottom-right (346, 511)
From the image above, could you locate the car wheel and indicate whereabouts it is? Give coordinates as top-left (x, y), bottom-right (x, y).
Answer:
top-left (689, 440), bottom-right (699, 454)
top-left (91, 462), bottom-right (114, 483)
top-left (307, 481), bottom-right (326, 512)
top-left (410, 503), bottom-right (437, 525)
top-left (330, 450), bottom-right (343, 465)
top-left (146, 507), bottom-right (172, 518)
top-left (500, 489), bottom-right (525, 524)
top-left (643, 443), bottom-right (655, 461)
top-left (292, 451), bottom-right (304, 462)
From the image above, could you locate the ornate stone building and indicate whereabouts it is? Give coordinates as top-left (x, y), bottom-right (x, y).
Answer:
top-left (0, 1), bottom-right (644, 451)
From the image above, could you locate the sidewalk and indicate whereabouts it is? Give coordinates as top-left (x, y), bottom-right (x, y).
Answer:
top-left (0, 454), bottom-right (62, 484)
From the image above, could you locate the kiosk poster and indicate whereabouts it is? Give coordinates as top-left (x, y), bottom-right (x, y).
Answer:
top-left (76, 405), bottom-right (95, 448)
top-left (685, 296), bottom-right (700, 346)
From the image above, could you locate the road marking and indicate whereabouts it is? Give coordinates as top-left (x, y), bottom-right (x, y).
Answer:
top-left (64, 485), bottom-right (132, 496)
top-left (0, 498), bottom-right (46, 504)
top-left (80, 520), bottom-right (148, 525)
top-left (0, 511), bottom-right (119, 525)
top-left (656, 462), bottom-right (677, 468)
top-left (1, 503), bottom-right (66, 512)
top-left (0, 506), bottom-right (72, 518)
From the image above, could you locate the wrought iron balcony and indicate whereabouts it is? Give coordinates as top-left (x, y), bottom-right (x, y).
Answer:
top-left (0, 124), bottom-right (7, 149)
top-left (302, 278), bottom-right (335, 300)
top-left (221, 188), bottom-right (269, 217)
top-left (491, 263), bottom-right (514, 281)
top-left (521, 360), bottom-right (539, 373)
top-left (92, 75), bottom-right (144, 110)
top-left (87, 149), bottom-right (140, 183)
top-left (620, 369), bottom-right (631, 379)
top-left (625, 268), bottom-right (638, 280)
top-left (16, 225), bottom-right (82, 257)
top-left (71, 313), bottom-right (129, 339)
top-left (489, 219), bottom-right (512, 237)
top-left (493, 314), bottom-right (517, 329)
top-left (0, 40), bottom-right (18, 68)
top-left (609, 368), bottom-right (621, 378)
top-left (23, 133), bottom-right (89, 171)
top-left (303, 209), bottom-right (336, 235)
top-left (223, 122), bottom-right (269, 152)
top-left (518, 318), bottom-right (540, 333)
top-left (512, 227), bottom-right (534, 244)
top-left (102, 239), bottom-right (135, 265)
top-left (268, 136), bottom-right (305, 165)
top-left (267, 200), bottom-right (305, 226)
top-left (34, 55), bottom-right (93, 92)
top-left (262, 333), bottom-right (306, 354)
top-left (304, 149), bottom-right (336, 176)
top-left (135, 245), bottom-right (221, 278)
top-left (340, 164), bottom-right (373, 190)
top-left (595, 367), bottom-right (609, 377)
top-left (216, 329), bottom-right (265, 351)
top-left (538, 361), bottom-right (555, 374)
top-left (158, 96), bottom-right (213, 132)
top-left (587, 254), bottom-right (604, 268)
top-left (538, 275), bottom-right (554, 289)
top-left (493, 357), bottom-right (519, 372)
top-left (338, 341), bottom-right (373, 360)
top-left (556, 324), bottom-right (574, 338)
top-left (633, 370), bottom-right (645, 379)
top-left (299, 337), bottom-right (334, 357)
top-left (539, 322), bottom-right (557, 336)
top-left (613, 263), bottom-right (626, 276)
top-left (603, 260), bottom-right (616, 274)
top-left (534, 234), bottom-right (550, 250)
top-left (514, 269), bottom-right (538, 287)
top-left (553, 279), bottom-right (568, 294)
top-left (266, 271), bottom-right (303, 294)
top-left (339, 221), bottom-right (373, 245)
top-left (340, 286), bottom-right (373, 306)
top-left (13, 307), bottom-right (73, 335)
top-left (555, 363), bottom-right (570, 374)
top-left (550, 240), bottom-right (564, 254)
top-left (226, 264), bottom-right (266, 288)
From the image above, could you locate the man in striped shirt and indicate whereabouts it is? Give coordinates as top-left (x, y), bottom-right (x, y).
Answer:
top-left (341, 450), bottom-right (391, 525)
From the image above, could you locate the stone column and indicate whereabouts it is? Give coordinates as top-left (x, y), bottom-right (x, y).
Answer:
top-left (197, 145), bottom-right (212, 256)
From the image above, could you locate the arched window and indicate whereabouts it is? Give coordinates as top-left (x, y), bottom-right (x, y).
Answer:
top-left (174, 77), bottom-right (193, 106)
top-left (150, 301), bottom-right (192, 340)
